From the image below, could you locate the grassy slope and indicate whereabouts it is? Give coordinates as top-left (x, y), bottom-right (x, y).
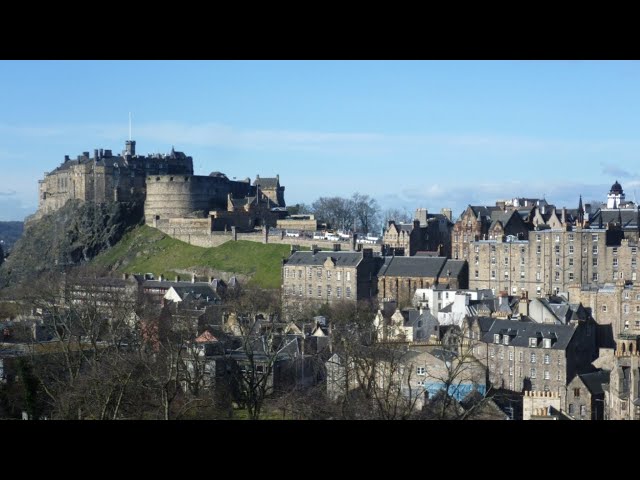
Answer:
top-left (92, 225), bottom-right (290, 289)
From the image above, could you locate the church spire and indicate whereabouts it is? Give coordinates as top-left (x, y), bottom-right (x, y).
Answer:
top-left (577, 195), bottom-right (584, 226)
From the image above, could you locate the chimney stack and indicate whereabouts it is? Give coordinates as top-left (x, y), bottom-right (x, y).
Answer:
top-left (192, 274), bottom-right (196, 283)
top-left (175, 275), bottom-right (180, 282)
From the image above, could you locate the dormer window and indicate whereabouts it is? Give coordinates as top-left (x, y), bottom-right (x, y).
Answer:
top-left (503, 335), bottom-right (510, 345)
top-left (543, 338), bottom-right (552, 348)
top-left (529, 337), bottom-right (537, 348)
top-left (494, 334), bottom-right (501, 344)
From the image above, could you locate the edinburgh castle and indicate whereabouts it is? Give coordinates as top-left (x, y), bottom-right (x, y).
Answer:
top-left (33, 140), bottom-right (286, 232)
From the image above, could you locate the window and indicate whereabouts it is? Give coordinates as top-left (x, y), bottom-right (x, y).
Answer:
top-left (475, 256), bottom-right (479, 265)
top-left (530, 352), bottom-right (537, 363)
top-left (298, 286), bottom-right (303, 296)
top-left (529, 338), bottom-right (537, 348)
top-left (557, 371), bottom-right (561, 380)
top-left (530, 368), bottom-right (537, 379)
top-left (613, 247), bottom-right (618, 256)
top-left (509, 366), bottom-right (513, 377)
top-left (602, 305), bottom-right (607, 313)
top-left (613, 258), bottom-right (619, 267)
top-left (337, 287), bottom-right (341, 298)
top-left (509, 350), bottom-right (514, 361)
top-left (520, 271), bottom-right (525, 279)
top-left (569, 272), bottom-right (574, 281)
top-left (536, 272), bottom-right (541, 281)
top-left (580, 405), bottom-right (587, 416)
top-left (592, 257), bottom-right (598, 267)
top-left (504, 257), bottom-right (509, 265)
top-left (417, 367), bottom-right (426, 376)
top-left (555, 234), bottom-right (560, 243)
top-left (491, 270), bottom-right (496, 279)
top-left (504, 271), bottom-right (509, 280)
top-left (346, 271), bottom-right (351, 282)
top-left (520, 257), bottom-right (525, 266)
top-left (555, 245), bottom-right (560, 254)
top-left (633, 258), bottom-right (637, 268)
top-left (544, 354), bottom-right (550, 364)
top-left (307, 268), bottom-right (312, 279)
top-left (637, 306), bottom-right (640, 313)
top-left (317, 268), bottom-right (322, 279)
top-left (624, 304), bottom-right (629, 314)
top-left (474, 270), bottom-right (479, 279)
top-left (298, 269), bottom-right (302, 279)
top-left (499, 350), bottom-right (504, 360)
top-left (317, 286), bottom-right (322, 297)
top-left (474, 245), bottom-right (479, 253)
top-left (491, 257), bottom-right (496, 264)
top-left (494, 334), bottom-right (501, 344)
top-left (336, 271), bottom-right (341, 281)
top-left (593, 273), bottom-right (599, 281)
top-left (569, 245), bottom-right (574, 255)
top-left (490, 348), bottom-right (495, 358)
top-left (327, 285), bottom-right (332, 297)
top-left (256, 365), bottom-right (264, 374)
top-left (568, 404), bottom-right (575, 415)
top-left (536, 258), bottom-right (541, 267)
top-left (569, 258), bottom-right (574, 267)
top-left (519, 351), bottom-right (524, 363)
top-left (544, 370), bottom-right (550, 380)
top-left (555, 258), bottom-right (560, 266)
top-left (491, 245), bottom-right (496, 252)
top-left (592, 245), bottom-right (598, 255)
top-left (346, 286), bottom-right (351, 298)
top-left (520, 247), bottom-right (525, 254)
top-left (308, 284), bottom-right (312, 296)
top-left (327, 270), bottom-right (332, 280)
top-left (573, 388), bottom-right (580, 397)
top-left (536, 245), bottom-right (541, 254)
top-left (592, 234), bottom-right (598, 242)
top-left (633, 247), bottom-right (637, 255)
top-left (568, 234), bottom-right (574, 241)
top-left (284, 267), bottom-right (289, 278)
top-left (536, 234), bottom-right (541, 242)
top-left (558, 356), bottom-right (562, 366)
top-left (543, 338), bottom-right (552, 348)
top-left (555, 271), bottom-right (560, 281)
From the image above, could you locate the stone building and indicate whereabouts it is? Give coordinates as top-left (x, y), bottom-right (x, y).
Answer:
top-left (282, 248), bottom-right (382, 311)
top-left (382, 208), bottom-right (453, 257)
top-left (276, 214), bottom-right (319, 232)
top-left (34, 141), bottom-right (193, 221)
top-left (377, 256), bottom-right (468, 307)
top-left (467, 315), bottom-right (598, 404)
top-left (606, 339), bottom-right (640, 420)
top-left (451, 204), bottom-right (532, 261)
top-left (565, 369), bottom-right (609, 420)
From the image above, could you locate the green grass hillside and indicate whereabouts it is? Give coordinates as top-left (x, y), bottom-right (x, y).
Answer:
top-left (92, 225), bottom-right (290, 289)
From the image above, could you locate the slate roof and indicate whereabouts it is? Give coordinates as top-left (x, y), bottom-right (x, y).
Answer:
top-left (286, 251), bottom-right (364, 267)
top-left (469, 205), bottom-right (499, 219)
top-left (441, 259), bottom-right (466, 279)
top-left (578, 370), bottom-right (610, 396)
top-left (378, 256), bottom-right (447, 278)
top-left (254, 177), bottom-right (279, 188)
top-left (479, 317), bottom-right (577, 350)
top-left (170, 285), bottom-right (220, 302)
top-left (588, 208), bottom-right (638, 229)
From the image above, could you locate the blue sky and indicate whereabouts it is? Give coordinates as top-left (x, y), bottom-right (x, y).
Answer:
top-left (1, 60), bottom-right (640, 221)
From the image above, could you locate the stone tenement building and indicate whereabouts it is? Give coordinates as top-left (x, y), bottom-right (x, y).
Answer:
top-left (382, 208), bottom-right (453, 257)
top-left (467, 315), bottom-right (598, 402)
top-left (282, 248), bottom-right (382, 312)
top-left (34, 140), bottom-right (193, 220)
top-left (465, 182), bottom-right (640, 297)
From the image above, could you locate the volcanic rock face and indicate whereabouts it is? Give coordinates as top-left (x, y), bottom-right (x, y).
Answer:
top-left (0, 200), bottom-right (143, 287)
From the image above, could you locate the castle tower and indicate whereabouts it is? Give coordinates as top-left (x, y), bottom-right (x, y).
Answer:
top-left (125, 140), bottom-right (136, 156)
top-left (607, 180), bottom-right (625, 208)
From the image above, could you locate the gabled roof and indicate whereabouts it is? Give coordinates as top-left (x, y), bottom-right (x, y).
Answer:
top-left (378, 256), bottom-right (447, 278)
top-left (589, 208), bottom-right (638, 229)
top-left (254, 177), bottom-right (279, 189)
top-left (578, 370), bottom-right (610, 396)
top-left (195, 331), bottom-right (218, 343)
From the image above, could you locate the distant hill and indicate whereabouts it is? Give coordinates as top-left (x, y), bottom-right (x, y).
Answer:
top-left (92, 224), bottom-right (291, 289)
top-left (0, 200), bottom-right (143, 288)
top-left (0, 221), bottom-right (24, 252)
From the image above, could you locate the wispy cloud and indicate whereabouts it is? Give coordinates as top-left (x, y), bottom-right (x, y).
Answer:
top-left (0, 190), bottom-right (17, 197)
top-left (601, 162), bottom-right (635, 179)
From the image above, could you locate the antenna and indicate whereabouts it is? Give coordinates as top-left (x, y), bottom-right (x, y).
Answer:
top-left (129, 112), bottom-right (132, 141)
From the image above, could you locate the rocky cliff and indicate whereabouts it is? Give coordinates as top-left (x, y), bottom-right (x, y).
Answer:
top-left (0, 200), bottom-right (143, 287)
